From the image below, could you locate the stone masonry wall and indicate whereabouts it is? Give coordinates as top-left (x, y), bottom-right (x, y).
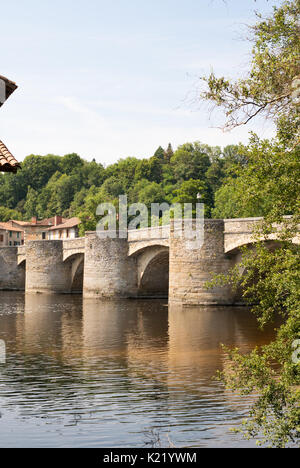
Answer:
top-left (0, 247), bottom-right (25, 290)
top-left (169, 220), bottom-right (235, 305)
top-left (83, 233), bottom-right (138, 298)
top-left (26, 240), bottom-right (72, 294)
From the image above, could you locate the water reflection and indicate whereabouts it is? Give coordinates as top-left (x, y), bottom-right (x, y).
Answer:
top-left (0, 292), bottom-right (276, 448)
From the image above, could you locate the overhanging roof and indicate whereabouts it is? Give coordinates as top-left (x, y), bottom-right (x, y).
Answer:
top-left (0, 75), bottom-right (18, 107)
top-left (0, 140), bottom-right (21, 172)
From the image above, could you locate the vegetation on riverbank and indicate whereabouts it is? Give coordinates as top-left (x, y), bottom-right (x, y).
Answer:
top-left (203, 0), bottom-right (299, 447)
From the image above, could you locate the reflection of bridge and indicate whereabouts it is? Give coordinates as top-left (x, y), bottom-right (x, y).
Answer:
top-left (0, 218), bottom-right (299, 305)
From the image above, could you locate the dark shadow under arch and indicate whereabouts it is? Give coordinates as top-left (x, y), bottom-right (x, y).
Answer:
top-left (139, 250), bottom-right (169, 298)
top-left (17, 260), bottom-right (26, 291)
top-left (227, 240), bottom-right (299, 304)
top-left (64, 253), bottom-right (84, 294)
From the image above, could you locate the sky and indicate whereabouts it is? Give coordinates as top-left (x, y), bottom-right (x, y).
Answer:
top-left (0, 0), bottom-right (278, 165)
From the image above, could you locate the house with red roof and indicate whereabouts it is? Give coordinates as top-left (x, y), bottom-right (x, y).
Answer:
top-left (47, 217), bottom-right (81, 240)
top-left (10, 216), bottom-right (81, 242)
top-left (0, 222), bottom-right (24, 247)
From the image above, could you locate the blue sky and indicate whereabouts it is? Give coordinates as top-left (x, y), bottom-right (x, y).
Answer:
top-left (0, 0), bottom-right (278, 165)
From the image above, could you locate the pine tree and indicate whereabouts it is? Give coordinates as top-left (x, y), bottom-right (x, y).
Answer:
top-left (164, 143), bottom-right (174, 162)
top-left (153, 146), bottom-right (165, 161)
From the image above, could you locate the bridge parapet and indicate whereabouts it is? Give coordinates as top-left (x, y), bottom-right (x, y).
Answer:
top-left (224, 216), bottom-right (299, 253)
top-left (128, 225), bottom-right (170, 242)
top-left (62, 237), bottom-right (85, 261)
top-left (224, 217), bottom-right (263, 253)
top-left (17, 244), bottom-right (26, 265)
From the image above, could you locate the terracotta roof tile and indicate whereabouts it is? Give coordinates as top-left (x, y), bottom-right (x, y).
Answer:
top-left (9, 220), bottom-right (28, 226)
top-left (37, 216), bottom-right (67, 226)
top-left (11, 216), bottom-right (69, 227)
top-left (0, 222), bottom-right (23, 232)
top-left (0, 140), bottom-right (21, 173)
top-left (47, 217), bottom-right (81, 231)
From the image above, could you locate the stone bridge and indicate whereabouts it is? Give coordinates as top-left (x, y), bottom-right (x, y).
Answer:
top-left (0, 217), bottom-right (298, 305)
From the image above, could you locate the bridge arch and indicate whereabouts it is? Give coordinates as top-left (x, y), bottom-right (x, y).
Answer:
top-left (63, 253), bottom-right (84, 293)
top-left (226, 239), bottom-right (284, 257)
top-left (130, 245), bottom-right (169, 297)
top-left (225, 232), bottom-right (300, 254)
top-left (17, 259), bottom-right (26, 290)
top-left (226, 239), bottom-right (299, 303)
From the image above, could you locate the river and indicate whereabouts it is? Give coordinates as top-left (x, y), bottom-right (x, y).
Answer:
top-left (0, 292), bottom-right (276, 448)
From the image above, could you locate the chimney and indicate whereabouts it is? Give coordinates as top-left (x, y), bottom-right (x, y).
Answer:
top-left (31, 216), bottom-right (37, 225)
top-left (54, 215), bottom-right (62, 226)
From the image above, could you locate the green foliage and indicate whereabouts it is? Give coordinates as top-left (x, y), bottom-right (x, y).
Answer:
top-left (213, 137), bottom-right (300, 218)
top-left (201, 0), bottom-right (300, 447)
top-left (135, 157), bottom-right (163, 184)
top-left (164, 143), bottom-right (174, 162)
top-left (171, 142), bottom-right (211, 181)
top-left (0, 206), bottom-right (22, 222)
top-left (200, 0), bottom-right (300, 137)
top-left (153, 146), bottom-right (165, 160)
top-left (0, 136), bottom-right (251, 224)
top-left (24, 186), bottom-right (39, 219)
top-left (211, 238), bottom-right (300, 447)
top-left (173, 179), bottom-right (212, 217)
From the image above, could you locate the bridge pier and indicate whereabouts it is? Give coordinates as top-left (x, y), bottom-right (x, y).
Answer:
top-left (26, 240), bottom-right (72, 294)
top-left (0, 247), bottom-right (25, 290)
top-left (83, 232), bottom-right (138, 298)
top-left (169, 220), bottom-right (235, 305)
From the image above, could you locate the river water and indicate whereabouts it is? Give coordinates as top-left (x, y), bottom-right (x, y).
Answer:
top-left (0, 292), bottom-right (276, 448)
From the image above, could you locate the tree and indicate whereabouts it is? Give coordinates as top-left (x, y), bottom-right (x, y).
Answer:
top-left (173, 179), bottom-right (212, 217)
top-left (200, 0), bottom-right (300, 138)
top-left (59, 153), bottom-right (84, 174)
top-left (135, 157), bottom-right (163, 183)
top-left (201, 0), bottom-right (300, 447)
top-left (153, 146), bottom-right (165, 160)
top-left (105, 157), bottom-right (140, 190)
top-left (171, 142), bottom-right (211, 182)
top-left (0, 206), bottom-right (22, 222)
top-left (164, 143), bottom-right (174, 162)
top-left (24, 186), bottom-right (39, 219)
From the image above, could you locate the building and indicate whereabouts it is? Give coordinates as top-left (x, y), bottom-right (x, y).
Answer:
top-left (8, 216), bottom-right (81, 242)
top-left (0, 222), bottom-right (24, 247)
top-left (11, 216), bottom-right (67, 241)
top-left (0, 140), bottom-right (21, 173)
top-left (47, 217), bottom-right (81, 240)
top-left (0, 75), bottom-right (20, 173)
top-left (0, 74), bottom-right (18, 108)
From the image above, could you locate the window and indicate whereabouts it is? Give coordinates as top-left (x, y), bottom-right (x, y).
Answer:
top-left (42, 232), bottom-right (46, 240)
top-left (17, 232), bottom-right (20, 238)
top-left (0, 235), bottom-right (3, 242)
top-left (9, 231), bottom-right (12, 237)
